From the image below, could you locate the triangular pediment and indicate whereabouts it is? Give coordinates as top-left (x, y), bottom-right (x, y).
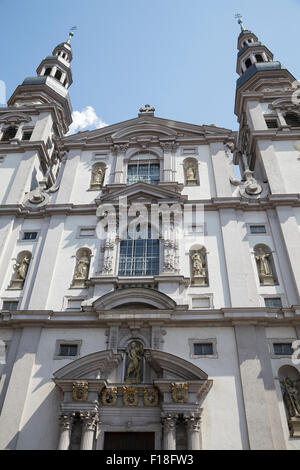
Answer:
top-left (63, 114), bottom-right (234, 144)
top-left (97, 182), bottom-right (187, 205)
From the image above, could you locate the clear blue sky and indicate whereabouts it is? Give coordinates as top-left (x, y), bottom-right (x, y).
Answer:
top-left (1, 0), bottom-right (300, 132)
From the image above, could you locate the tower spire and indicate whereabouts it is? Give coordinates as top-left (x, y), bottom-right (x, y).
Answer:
top-left (235, 13), bottom-right (245, 32)
top-left (67, 27), bottom-right (77, 45)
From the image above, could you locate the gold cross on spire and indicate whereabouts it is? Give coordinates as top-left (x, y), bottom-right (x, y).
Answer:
top-left (139, 104), bottom-right (155, 114)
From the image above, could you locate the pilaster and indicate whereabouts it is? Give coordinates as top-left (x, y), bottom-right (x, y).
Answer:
top-left (210, 142), bottom-right (232, 197)
top-left (26, 214), bottom-right (66, 309)
top-left (276, 206), bottom-right (300, 302)
top-left (0, 327), bottom-right (41, 450)
top-left (234, 324), bottom-right (286, 450)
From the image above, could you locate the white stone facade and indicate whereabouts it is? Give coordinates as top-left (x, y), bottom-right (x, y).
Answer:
top-left (0, 27), bottom-right (300, 450)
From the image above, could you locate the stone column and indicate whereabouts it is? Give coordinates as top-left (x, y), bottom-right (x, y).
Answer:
top-left (185, 415), bottom-right (201, 450)
top-left (112, 144), bottom-right (129, 184)
top-left (80, 412), bottom-right (99, 450)
top-left (57, 414), bottom-right (75, 450)
top-left (162, 414), bottom-right (177, 450)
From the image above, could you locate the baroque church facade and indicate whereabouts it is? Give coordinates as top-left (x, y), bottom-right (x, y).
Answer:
top-left (0, 23), bottom-right (300, 450)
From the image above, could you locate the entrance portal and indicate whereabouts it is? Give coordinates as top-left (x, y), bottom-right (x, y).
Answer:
top-left (103, 432), bottom-right (155, 450)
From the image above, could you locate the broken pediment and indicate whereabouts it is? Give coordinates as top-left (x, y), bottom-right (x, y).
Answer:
top-left (96, 181), bottom-right (187, 205)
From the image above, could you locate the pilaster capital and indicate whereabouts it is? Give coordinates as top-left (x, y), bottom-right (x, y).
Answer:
top-left (161, 413), bottom-right (177, 432)
top-left (80, 411), bottom-right (99, 431)
top-left (59, 413), bottom-right (76, 430)
top-left (160, 141), bottom-right (179, 153)
top-left (111, 143), bottom-right (129, 154)
top-left (184, 413), bottom-right (202, 432)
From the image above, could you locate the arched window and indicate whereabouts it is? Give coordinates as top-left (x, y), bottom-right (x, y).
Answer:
top-left (190, 246), bottom-right (208, 286)
top-left (1, 126), bottom-right (18, 142)
top-left (255, 54), bottom-right (264, 63)
top-left (254, 244), bottom-right (278, 286)
top-left (119, 225), bottom-right (159, 276)
top-left (285, 112), bottom-right (300, 128)
top-left (44, 67), bottom-right (52, 76)
top-left (127, 153), bottom-right (160, 185)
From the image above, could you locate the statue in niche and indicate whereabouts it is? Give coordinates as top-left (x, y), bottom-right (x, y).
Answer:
top-left (191, 250), bottom-right (207, 286)
top-left (125, 341), bottom-right (143, 384)
top-left (9, 253), bottom-right (31, 290)
top-left (14, 255), bottom-right (30, 281)
top-left (71, 249), bottom-right (90, 288)
top-left (90, 165), bottom-right (105, 189)
top-left (185, 164), bottom-right (197, 186)
top-left (282, 377), bottom-right (300, 419)
top-left (255, 247), bottom-right (275, 285)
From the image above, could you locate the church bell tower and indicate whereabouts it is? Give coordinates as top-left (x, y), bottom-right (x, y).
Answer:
top-left (0, 32), bottom-right (75, 203)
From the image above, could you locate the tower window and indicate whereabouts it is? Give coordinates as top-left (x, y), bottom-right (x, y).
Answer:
top-left (54, 70), bottom-right (62, 81)
top-left (44, 68), bottom-right (52, 76)
top-left (285, 112), bottom-right (300, 128)
top-left (1, 126), bottom-right (18, 142)
top-left (22, 130), bottom-right (33, 141)
top-left (245, 58), bottom-right (252, 69)
top-left (255, 54), bottom-right (264, 63)
top-left (265, 119), bottom-right (279, 129)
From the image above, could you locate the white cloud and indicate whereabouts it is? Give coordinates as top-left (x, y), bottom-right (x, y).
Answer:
top-left (68, 106), bottom-right (108, 135)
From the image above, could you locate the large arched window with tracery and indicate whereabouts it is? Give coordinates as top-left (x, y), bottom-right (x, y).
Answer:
top-left (127, 153), bottom-right (160, 185)
top-left (119, 225), bottom-right (159, 276)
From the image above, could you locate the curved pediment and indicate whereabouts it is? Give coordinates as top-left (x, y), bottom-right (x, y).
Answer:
top-left (53, 348), bottom-right (208, 381)
top-left (0, 112), bottom-right (31, 124)
top-left (92, 287), bottom-right (177, 310)
top-left (112, 122), bottom-right (178, 139)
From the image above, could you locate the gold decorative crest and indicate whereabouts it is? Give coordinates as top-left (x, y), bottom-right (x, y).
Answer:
top-left (102, 387), bottom-right (118, 406)
top-left (144, 387), bottom-right (159, 407)
top-left (72, 382), bottom-right (88, 402)
top-left (171, 382), bottom-right (188, 403)
top-left (123, 386), bottom-right (138, 406)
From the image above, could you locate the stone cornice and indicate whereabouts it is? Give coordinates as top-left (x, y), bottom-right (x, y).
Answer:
top-left (1, 306), bottom-right (300, 328)
top-left (0, 194), bottom-right (300, 217)
top-left (0, 140), bottom-right (50, 167)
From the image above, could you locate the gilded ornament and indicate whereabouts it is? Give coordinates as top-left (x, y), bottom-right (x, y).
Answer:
top-left (143, 387), bottom-right (159, 407)
top-left (72, 382), bottom-right (88, 402)
top-left (171, 382), bottom-right (188, 403)
top-left (102, 387), bottom-right (118, 406)
top-left (123, 386), bottom-right (139, 406)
